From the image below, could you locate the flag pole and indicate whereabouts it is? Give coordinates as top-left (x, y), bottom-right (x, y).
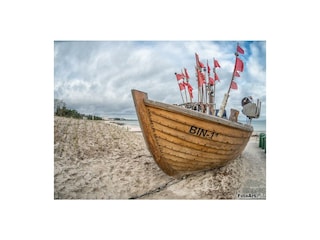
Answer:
top-left (184, 68), bottom-right (192, 103)
top-left (217, 46), bottom-right (240, 118)
top-left (179, 84), bottom-right (185, 104)
top-left (195, 53), bottom-right (207, 112)
top-left (204, 60), bottom-right (208, 113)
top-left (195, 53), bottom-right (203, 106)
top-left (202, 67), bottom-right (206, 106)
top-left (207, 59), bottom-right (213, 115)
top-left (175, 73), bottom-right (185, 104)
top-left (188, 83), bottom-right (193, 103)
top-left (195, 66), bottom-right (201, 104)
top-left (208, 58), bottom-right (215, 115)
top-left (213, 58), bottom-right (217, 115)
top-left (181, 69), bottom-right (188, 102)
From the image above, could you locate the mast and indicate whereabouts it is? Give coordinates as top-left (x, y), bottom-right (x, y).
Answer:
top-left (207, 59), bottom-right (214, 115)
top-left (217, 52), bottom-right (237, 117)
top-left (179, 82), bottom-right (185, 103)
top-left (195, 66), bottom-right (200, 104)
top-left (184, 68), bottom-right (193, 103)
top-left (195, 53), bottom-right (202, 105)
top-left (204, 64), bottom-right (207, 111)
top-left (210, 58), bottom-right (221, 115)
top-left (213, 59), bottom-right (216, 114)
top-left (217, 43), bottom-right (244, 118)
top-left (181, 69), bottom-right (188, 102)
top-left (175, 72), bottom-right (186, 103)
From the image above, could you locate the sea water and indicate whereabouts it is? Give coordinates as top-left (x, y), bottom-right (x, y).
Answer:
top-left (248, 119), bottom-right (266, 133)
top-left (104, 113), bottom-right (140, 126)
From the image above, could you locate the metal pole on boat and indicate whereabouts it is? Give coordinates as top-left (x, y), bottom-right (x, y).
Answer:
top-left (208, 84), bottom-right (214, 115)
top-left (195, 53), bottom-right (207, 112)
top-left (204, 63), bottom-right (207, 111)
top-left (179, 86), bottom-right (185, 103)
top-left (217, 51), bottom-right (238, 118)
top-left (182, 69), bottom-right (188, 103)
top-left (208, 58), bottom-right (215, 115)
top-left (184, 67), bottom-right (192, 103)
top-left (195, 53), bottom-right (205, 108)
top-left (184, 84), bottom-right (188, 103)
top-left (203, 70), bottom-right (206, 106)
top-left (213, 58), bottom-right (217, 114)
top-left (175, 73), bottom-right (185, 104)
top-left (195, 66), bottom-right (201, 105)
top-left (206, 62), bottom-right (211, 114)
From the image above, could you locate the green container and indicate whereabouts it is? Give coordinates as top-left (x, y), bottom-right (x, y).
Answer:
top-left (259, 133), bottom-right (266, 148)
top-left (261, 136), bottom-right (266, 149)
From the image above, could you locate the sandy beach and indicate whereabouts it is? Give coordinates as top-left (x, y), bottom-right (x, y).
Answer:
top-left (54, 116), bottom-right (266, 199)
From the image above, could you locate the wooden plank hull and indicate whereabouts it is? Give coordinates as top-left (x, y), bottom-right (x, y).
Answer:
top-left (132, 89), bottom-right (253, 177)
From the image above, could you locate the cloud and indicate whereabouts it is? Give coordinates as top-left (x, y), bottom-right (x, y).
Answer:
top-left (54, 41), bottom-right (266, 120)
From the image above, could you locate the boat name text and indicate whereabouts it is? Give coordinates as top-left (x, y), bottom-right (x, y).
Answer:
top-left (189, 126), bottom-right (219, 139)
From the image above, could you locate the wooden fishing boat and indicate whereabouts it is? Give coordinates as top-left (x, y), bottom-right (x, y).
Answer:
top-left (132, 44), bottom-right (261, 177)
top-left (132, 89), bottom-right (254, 177)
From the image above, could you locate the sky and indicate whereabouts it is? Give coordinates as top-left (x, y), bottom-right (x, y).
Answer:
top-left (54, 41), bottom-right (266, 121)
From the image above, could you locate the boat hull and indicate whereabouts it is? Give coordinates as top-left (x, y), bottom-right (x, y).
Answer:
top-left (132, 89), bottom-right (253, 177)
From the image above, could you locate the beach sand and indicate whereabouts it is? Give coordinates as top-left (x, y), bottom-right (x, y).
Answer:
top-left (54, 116), bottom-right (266, 199)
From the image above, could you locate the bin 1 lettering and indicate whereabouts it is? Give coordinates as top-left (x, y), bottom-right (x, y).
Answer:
top-left (189, 125), bottom-right (218, 139)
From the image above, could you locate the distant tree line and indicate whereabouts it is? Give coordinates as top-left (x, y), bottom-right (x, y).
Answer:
top-left (54, 99), bottom-right (103, 120)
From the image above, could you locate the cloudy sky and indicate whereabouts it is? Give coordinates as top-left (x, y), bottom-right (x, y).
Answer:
top-left (54, 41), bottom-right (266, 121)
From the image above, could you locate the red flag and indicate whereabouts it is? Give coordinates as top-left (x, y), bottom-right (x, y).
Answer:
top-left (184, 68), bottom-right (190, 79)
top-left (207, 60), bottom-right (211, 74)
top-left (179, 82), bottom-right (185, 91)
top-left (186, 82), bottom-right (193, 99)
top-left (195, 53), bottom-right (204, 68)
top-left (209, 73), bottom-right (220, 85)
top-left (209, 77), bottom-right (214, 85)
top-left (234, 71), bottom-right (240, 77)
top-left (201, 72), bottom-right (205, 84)
top-left (231, 81), bottom-right (238, 90)
top-left (237, 45), bottom-right (244, 54)
top-left (214, 59), bottom-right (221, 68)
top-left (175, 72), bottom-right (184, 80)
top-left (197, 68), bottom-right (205, 87)
top-left (214, 73), bottom-right (220, 81)
top-left (235, 57), bottom-right (244, 72)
